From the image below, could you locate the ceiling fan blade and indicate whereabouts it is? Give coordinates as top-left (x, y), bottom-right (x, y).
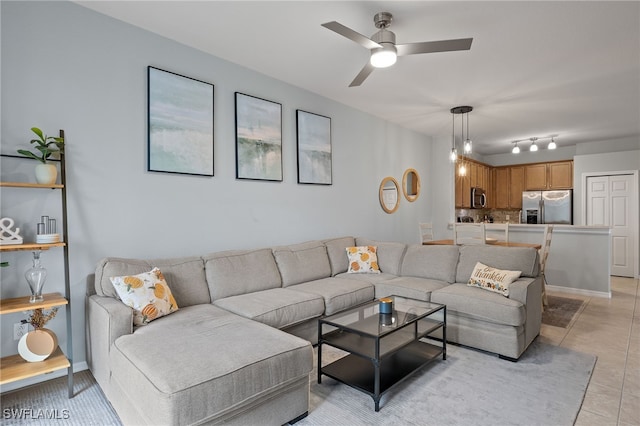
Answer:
top-left (322, 21), bottom-right (382, 50)
top-left (396, 38), bottom-right (473, 56)
top-left (349, 62), bottom-right (375, 87)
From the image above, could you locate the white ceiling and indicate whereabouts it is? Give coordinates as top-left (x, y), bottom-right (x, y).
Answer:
top-left (76, 1), bottom-right (640, 155)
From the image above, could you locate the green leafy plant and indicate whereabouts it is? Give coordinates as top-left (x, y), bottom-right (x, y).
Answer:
top-left (17, 127), bottom-right (64, 164)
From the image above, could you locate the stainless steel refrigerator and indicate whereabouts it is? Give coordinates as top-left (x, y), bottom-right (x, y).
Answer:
top-left (522, 190), bottom-right (573, 224)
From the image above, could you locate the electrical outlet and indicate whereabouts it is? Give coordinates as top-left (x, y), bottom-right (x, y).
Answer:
top-left (14, 323), bottom-right (28, 340)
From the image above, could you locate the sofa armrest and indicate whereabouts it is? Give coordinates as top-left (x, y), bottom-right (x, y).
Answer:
top-left (508, 276), bottom-right (542, 349)
top-left (86, 295), bottom-right (133, 389)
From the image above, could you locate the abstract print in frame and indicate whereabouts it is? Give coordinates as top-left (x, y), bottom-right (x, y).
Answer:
top-left (235, 92), bottom-right (283, 181)
top-left (296, 110), bottom-right (332, 185)
top-left (147, 66), bottom-right (214, 176)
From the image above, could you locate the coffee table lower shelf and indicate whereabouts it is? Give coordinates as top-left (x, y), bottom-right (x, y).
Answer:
top-left (320, 340), bottom-right (443, 410)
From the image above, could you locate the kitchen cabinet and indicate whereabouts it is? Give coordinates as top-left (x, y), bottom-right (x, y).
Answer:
top-left (525, 161), bottom-right (573, 190)
top-left (494, 168), bottom-right (510, 208)
top-left (509, 166), bottom-right (525, 209)
top-left (548, 161), bottom-right (573, 189)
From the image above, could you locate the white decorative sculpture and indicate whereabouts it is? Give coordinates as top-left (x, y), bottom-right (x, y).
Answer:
top-left (0, 217), bottom-right (23, 245)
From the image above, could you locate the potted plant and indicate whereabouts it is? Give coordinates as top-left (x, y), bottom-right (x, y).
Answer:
top-left (17, 127), bottom-right (64, 185)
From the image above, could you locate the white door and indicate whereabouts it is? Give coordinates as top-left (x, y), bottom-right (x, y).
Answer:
top-left (586, 174), bottom-right (636, 277)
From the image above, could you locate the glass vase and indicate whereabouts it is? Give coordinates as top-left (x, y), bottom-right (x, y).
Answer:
top-left (25, 251), bottom-right (47, 303)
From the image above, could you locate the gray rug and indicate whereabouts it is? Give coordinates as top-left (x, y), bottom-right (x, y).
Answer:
top-left (0, 341), bottom-right (595, 426)
top-left (301, 340), bottom-right (596, 426)
top-left (542, 295), bottom-right (585, 328)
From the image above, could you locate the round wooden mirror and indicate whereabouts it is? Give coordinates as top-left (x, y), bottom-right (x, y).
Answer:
top-left (402, 168), bottom-right (421, 202)
top-left (379, 176), bottom-right (400, 214)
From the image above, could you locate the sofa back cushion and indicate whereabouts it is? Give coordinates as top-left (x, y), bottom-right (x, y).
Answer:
top-left (355, 238), bottom-right (406, 276)
top-left (95, 256), bottom-right (210, 308)
top-left (401, 245), bottom-right (460, 283)
top-left (204, 248), bottom-right (282, 300)
top-left (455, 245), bottom-right (540, 283)
top-left (323, 236), bottom-right (356, 276)
top-left (272, 240), bottom-right (331, 287)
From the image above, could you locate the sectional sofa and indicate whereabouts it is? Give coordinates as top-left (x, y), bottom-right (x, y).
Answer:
top-left (86, 236), bottom-right (542, 425)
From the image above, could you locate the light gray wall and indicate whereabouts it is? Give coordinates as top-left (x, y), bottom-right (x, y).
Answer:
top-left (0, 0), bottom-right (433, 381)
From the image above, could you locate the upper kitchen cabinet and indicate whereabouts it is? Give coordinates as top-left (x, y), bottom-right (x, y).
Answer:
top-left (509, 166), bottom-right (525, 209)
top-left (524, 161), bottom-right (573, 190)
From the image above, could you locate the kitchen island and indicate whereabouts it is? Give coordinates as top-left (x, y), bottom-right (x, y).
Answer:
top-left (445, 224), bottom-right (611, 297)
top-left (497, 224), bottom-right (610, 297)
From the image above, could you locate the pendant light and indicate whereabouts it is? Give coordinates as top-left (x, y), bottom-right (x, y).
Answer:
top-left (449, 106), bottom-right (473, 163)
top-left (463, 111), bottom-right (473, 154)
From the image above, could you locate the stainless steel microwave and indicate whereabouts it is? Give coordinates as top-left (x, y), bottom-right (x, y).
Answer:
top-left (471, 187), bottom-right (486, 209)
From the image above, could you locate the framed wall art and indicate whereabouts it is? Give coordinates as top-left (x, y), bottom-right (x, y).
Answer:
top-left (296, 110), bottom-right (332, 185)
top-left (147, 66), bottom-right (214, 176)
top-left (235, 92), bottom-right (283, 181)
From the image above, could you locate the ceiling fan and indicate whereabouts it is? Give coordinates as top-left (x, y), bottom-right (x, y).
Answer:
top-left (322, 12), bottom-right (473, 87)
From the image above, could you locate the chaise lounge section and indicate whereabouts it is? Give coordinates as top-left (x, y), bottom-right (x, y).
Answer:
top-left (86, 236), bottom-right (542, 425)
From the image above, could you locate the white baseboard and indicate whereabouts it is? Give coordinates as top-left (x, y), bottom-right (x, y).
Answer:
top-left (0, 361), bottom-right (88, 394)
top-left (546, 284), bottom-right (611, 299)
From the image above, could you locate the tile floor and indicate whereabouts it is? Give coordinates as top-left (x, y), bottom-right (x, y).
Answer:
top-left (541, 276), bottom-right (639, 426)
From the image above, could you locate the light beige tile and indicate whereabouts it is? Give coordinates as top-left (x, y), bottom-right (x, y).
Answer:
top-left (581, 382), bottom-right (622, 419)
top-left (619, 392), bottom-right (640, 424)
top-left (574, 409), bottom-right (617, 426)
top-left (590, 351), bottom-right (627, 390)
top-left (539, 324), bottom-right (567, 345)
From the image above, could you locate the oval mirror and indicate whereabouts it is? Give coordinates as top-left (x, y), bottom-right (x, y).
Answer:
top-left (379, 176), bottom-right (400, 214)
top-left (402, 168), bottom-right (421, 202)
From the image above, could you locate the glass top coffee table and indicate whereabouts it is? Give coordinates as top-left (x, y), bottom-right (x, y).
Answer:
top-left (318, 296), bottom-right (446, 411)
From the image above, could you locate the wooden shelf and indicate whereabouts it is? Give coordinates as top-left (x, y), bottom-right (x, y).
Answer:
top-left (0, 293), bottom-right (68, 314)
top-left (0, 182), bottom-right (63, 189)
top-left (0, 242), bottom-right (65, 252)
top-left (0, 346), bottom-right (70, 385)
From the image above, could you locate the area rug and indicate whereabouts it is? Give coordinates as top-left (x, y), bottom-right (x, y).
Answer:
top-left (0, 341), bottom-right (595, 426)
top-left (300, 340), bottom-right (596, 426)
top-left (542, 295), bottom-right (585, 328)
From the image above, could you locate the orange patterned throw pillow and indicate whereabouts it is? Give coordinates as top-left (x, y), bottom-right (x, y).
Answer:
top-left (467, 262), bottom-right (522, 297)
top-left (346, 246), bottom-right (381, 274)
top-left (110, 267), bottom-right (179, 326)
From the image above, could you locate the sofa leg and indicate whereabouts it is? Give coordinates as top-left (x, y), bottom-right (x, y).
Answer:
top-left (499, 354), bottom-right (518, 362)
top-left (288, 411), bottom-right (308, 424)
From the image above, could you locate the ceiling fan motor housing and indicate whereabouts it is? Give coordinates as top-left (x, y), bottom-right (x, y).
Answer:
top-left (373, 12), bottom-right (393, 29)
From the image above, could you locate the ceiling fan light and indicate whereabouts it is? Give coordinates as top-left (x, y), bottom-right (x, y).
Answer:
top-left (370, 44), bottom-right (397, 68)
top-left (463, 139), bottom-right (472, 154)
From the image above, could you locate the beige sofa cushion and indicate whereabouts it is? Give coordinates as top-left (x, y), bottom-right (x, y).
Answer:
top-left (288, 277), bottom-right (374, 315)
top-left (374, 276), bottom-right (449, 301)
top-left (322, 236), bottom-right (356, 276)
top-left (456, 245), bottom-right (539, 283)
top-left (272, 240), bottom-right (331, 287)
top-left (431, 283), bottom-right (526, 327)
top-left (355, 238), bottom-right (406, 276)
top-left (213, 288), bottom-right (325, 329)
top-left (401, 245), bottom-right (460, 283)
top-left (95, 256), bottom-right (210, 308)
top-left (203, 248), bottom-right (282, 300)
top-left (110, 304), bottom-right (312, 425)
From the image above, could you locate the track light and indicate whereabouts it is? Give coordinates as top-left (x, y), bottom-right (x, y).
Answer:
top-left (530, 141), bottom-right (538, 152)
top-left (512, 142), bottom-right (520, 154)
top-left (548, 137), bottom-right (557, 150)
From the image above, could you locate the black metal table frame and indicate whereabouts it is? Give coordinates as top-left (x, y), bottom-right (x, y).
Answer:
top-left (317, 298), bottom-right (446, 411)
